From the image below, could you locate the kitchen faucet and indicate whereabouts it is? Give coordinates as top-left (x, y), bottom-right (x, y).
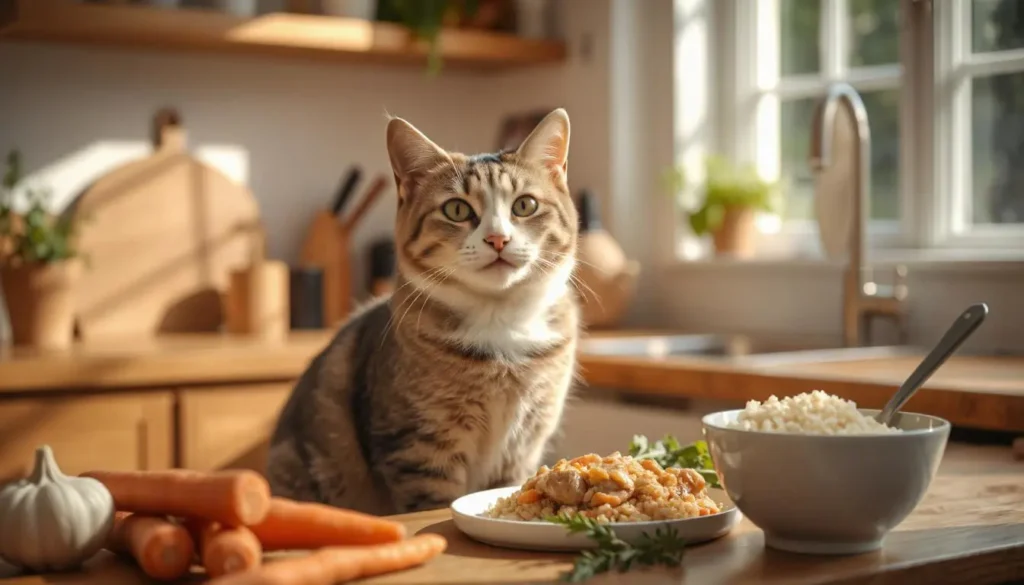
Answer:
top-left (809, 82), bottom-right (909, 347)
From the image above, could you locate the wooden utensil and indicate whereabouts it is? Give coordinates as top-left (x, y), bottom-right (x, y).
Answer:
top-left (299, 173), bottom-right (387, 328)
top-left (72, 108), bottom-right (260, 341)
top-left (224, 224), bottom-right (290, 341)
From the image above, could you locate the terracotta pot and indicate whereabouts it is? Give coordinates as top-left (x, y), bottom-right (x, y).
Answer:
top-left (1, 259), bottom-right (82, 349)
top-left (711, 205), bottom-right (756, 258)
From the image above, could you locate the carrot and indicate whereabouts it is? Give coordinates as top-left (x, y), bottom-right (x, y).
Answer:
top-left (185, 519), bottom-right (263, 578)
top-left (107, 512), bottom-right (196, 581)
top-left (248, 497), bottom-right (406, 550)
top-left (205, 533), bottom-right (448, 585)
top-left (81, 468), bottom-right (271, 526)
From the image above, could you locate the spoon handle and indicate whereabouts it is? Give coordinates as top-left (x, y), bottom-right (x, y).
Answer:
top-left (877, 302), bottom-right (989, 425)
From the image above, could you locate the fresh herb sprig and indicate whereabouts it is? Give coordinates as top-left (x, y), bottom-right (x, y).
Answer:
top-left (547, 514), bottom-right (686, 582)
top-left (628, 435), bottom-right (721, 489)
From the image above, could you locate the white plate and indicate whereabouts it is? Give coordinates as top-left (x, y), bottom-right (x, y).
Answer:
top-left (450, 486), bottom-right (742, 552)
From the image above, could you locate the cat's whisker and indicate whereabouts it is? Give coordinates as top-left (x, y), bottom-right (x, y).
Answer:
top-left (531, 255), bottom-right (602, 308)
top-left (535, 251), bottom-right (605, 307)
top-left (379, 264), bottom-right (452, 348)
top-left (393, 264), bottom-right (454, 338)
top-left (416, 267), bottom-right (455, 331)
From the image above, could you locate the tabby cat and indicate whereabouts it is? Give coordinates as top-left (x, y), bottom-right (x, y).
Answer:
top-left (266, 108), bottom-right (581, 515)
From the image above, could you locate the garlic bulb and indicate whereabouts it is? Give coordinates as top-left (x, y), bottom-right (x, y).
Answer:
top-left (0, 445), bottom-right (115, 572)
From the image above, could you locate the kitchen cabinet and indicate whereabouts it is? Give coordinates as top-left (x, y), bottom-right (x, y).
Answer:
top-left (0, 391), bottom-right (174, 483)
top-left (177, 383), bottom-right (292, 472)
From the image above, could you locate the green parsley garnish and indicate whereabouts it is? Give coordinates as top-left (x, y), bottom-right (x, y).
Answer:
top-left (546, 514), bottom-right (686, 582)
top-left (627, 434), bottom-right (721, 489)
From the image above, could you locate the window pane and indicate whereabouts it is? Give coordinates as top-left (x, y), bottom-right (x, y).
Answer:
top-left (848, 0), bottom-right (900, 67)
top-left (972, 0), bottom-right (1024, 53)
top-left (862, 89), bottom-right (901, 221)
top-left (779, 90), bottom-right (900, 221)
top-left (780, 98), bottom-right (817, 219)
top-left (972, 72), bottom-right (1024, 224)
top-left (781, 0), bottom-right (821, 76)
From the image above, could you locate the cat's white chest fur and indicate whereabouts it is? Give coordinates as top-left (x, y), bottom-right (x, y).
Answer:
top-left (435, 266), bottom-right (572, 360)
top-left (456, 305), bottom-right (562, 359)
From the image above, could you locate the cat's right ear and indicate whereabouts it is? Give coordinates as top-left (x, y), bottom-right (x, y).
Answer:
top-left (386, 117), bottom-right (448, 200)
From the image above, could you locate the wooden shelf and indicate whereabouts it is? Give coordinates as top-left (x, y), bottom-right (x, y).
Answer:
top-left (0, 0), bottom-right (568, 70)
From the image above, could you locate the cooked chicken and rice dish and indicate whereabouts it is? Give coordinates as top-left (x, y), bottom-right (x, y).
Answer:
top-left (484, 451), bottom-right (722, 523)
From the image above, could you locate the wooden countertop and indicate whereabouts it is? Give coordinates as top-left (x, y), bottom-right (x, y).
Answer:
top-left (0, 332), bottom-right (334, 392)
top-left (1, 331), bottom-right (1022, 432)
top-left (579, 351), bottom-right (1024, 432)
top-left (2, 442), bottom-right (1022, 585)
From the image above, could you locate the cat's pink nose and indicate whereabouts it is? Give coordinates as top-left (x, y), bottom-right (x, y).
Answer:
top-left (484, 233), bottom-right (511, 251)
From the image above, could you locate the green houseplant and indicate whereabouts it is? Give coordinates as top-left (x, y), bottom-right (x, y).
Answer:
top-left (667, 155), bottom-right (780, 258)
top-left (377, 0), bottom-right (480, 75)
top-left (0, 149), bottom-right (83, 349)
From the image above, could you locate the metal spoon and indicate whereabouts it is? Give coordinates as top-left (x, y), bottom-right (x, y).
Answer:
top-left (875, 302), bottom-right (989, 426)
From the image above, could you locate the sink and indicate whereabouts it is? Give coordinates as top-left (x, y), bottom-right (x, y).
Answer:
top-left (577, 333), bottom-right (918, 365)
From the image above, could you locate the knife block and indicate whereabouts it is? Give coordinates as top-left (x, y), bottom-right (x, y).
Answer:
top-left (300, 210), bottom-right (352, 328)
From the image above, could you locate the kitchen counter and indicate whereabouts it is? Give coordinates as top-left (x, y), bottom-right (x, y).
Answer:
top-left (2, 441), bottom-right (1021, 585)
top-left (580, 349), bottom-right (1024, 432)
top-left (0, 332), bottom-right (335, 393)
top-left (1, 331), bottom-right (1022, 432)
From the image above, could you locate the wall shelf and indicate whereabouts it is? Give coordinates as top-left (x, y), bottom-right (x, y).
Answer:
top-left (0, 0), bottom-right (568, 70)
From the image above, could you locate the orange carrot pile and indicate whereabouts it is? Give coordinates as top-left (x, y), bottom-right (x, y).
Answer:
top-left (107, 512), bottom-right (195, 581)
top-left (83, 467), bottom-right (446, 582)
top-left (249, 497), bottom-right (407, 550)
top-left (82, 468), bottom-right (272, 527)
top-left (205, 533), bottom-right (448, 585)
top-left (186, 519), bottom-right (264, 578)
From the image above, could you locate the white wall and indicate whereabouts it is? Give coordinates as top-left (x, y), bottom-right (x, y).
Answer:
top-left (3, 2), bottom-right (1019, 355)
top-left (0, 42), bottom-right (501, 286)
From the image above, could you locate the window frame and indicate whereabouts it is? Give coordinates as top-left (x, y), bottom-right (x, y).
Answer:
top-left (703, 0), bottom-right (1024, 261)
top-left (932, 0), bottom-right (1024, 248)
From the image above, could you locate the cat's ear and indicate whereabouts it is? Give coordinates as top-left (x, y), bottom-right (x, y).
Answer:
top-left (386, 116), bottom-right (449, 198)
top-left (516, 108), bottom-right (570, 175)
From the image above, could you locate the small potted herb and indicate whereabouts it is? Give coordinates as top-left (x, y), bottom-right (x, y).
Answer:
top-left (0, 150), bottom-right (82, 349)
top-left (376, 0), bottom-right (480, 75)
top-left (667, 155), bottom-right (780, 259)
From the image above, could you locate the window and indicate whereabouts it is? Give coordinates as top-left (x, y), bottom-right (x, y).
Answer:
top-left (934, 0), bottom-right (1024, 246)
top-left (711, 0), bottom-right (1024, 258)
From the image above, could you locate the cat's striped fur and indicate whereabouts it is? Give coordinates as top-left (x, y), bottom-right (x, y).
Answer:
top-left (265, 109), bottom-right (580, 515)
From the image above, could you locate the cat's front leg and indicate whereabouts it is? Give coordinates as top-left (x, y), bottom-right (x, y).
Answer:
top-left (488, 439), bottom-right (550, 491)
top-left (377, 445), bottom-right (471, 513)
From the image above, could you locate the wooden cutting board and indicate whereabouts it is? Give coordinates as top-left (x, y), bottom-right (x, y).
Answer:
top-left (71, 109), bottom-right (260, 341)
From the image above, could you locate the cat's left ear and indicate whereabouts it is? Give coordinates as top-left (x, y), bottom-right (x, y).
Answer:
top-left (386, 116), bottom-right (450, 200)
top-left (516, 108), bottom-right (570, 176)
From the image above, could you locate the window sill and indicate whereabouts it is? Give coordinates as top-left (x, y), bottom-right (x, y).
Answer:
top-left (668, 248), bottom-right (1024, 275)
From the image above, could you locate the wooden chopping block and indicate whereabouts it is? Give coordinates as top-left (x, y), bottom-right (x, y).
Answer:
top-left (71, 108), bottom-right (260, 340)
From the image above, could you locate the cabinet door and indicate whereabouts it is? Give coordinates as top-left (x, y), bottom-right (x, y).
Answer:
top-left (0, 392), bottom-right (174, 483)
top-left (178, 383), bottom-right (292, 473)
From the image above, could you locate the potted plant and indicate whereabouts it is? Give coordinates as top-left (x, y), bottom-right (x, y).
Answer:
top-left (376, 0), bottom-right (480, 75)
top-left (0, 150), bottom-right (82, 349)
top-left (667, 155), bottom-right (780, 259)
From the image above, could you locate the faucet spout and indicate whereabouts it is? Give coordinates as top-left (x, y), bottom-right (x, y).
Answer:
top-left (808, 82), bottom-right (907, 348)
top-left (809, 82), bottom-right (872, 173)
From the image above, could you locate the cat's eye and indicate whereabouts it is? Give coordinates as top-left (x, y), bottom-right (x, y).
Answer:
top-left (512, 195), bottom-right (539, 217)
top-left (441, 198), bottom-right (475, 222)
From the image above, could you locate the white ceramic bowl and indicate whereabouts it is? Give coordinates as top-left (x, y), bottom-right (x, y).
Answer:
top-left (702, 409), bottom-right (951, 555)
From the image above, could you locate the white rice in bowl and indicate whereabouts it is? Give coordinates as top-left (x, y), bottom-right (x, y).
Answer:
top-left (726, 390), bottom-right (902, 435)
